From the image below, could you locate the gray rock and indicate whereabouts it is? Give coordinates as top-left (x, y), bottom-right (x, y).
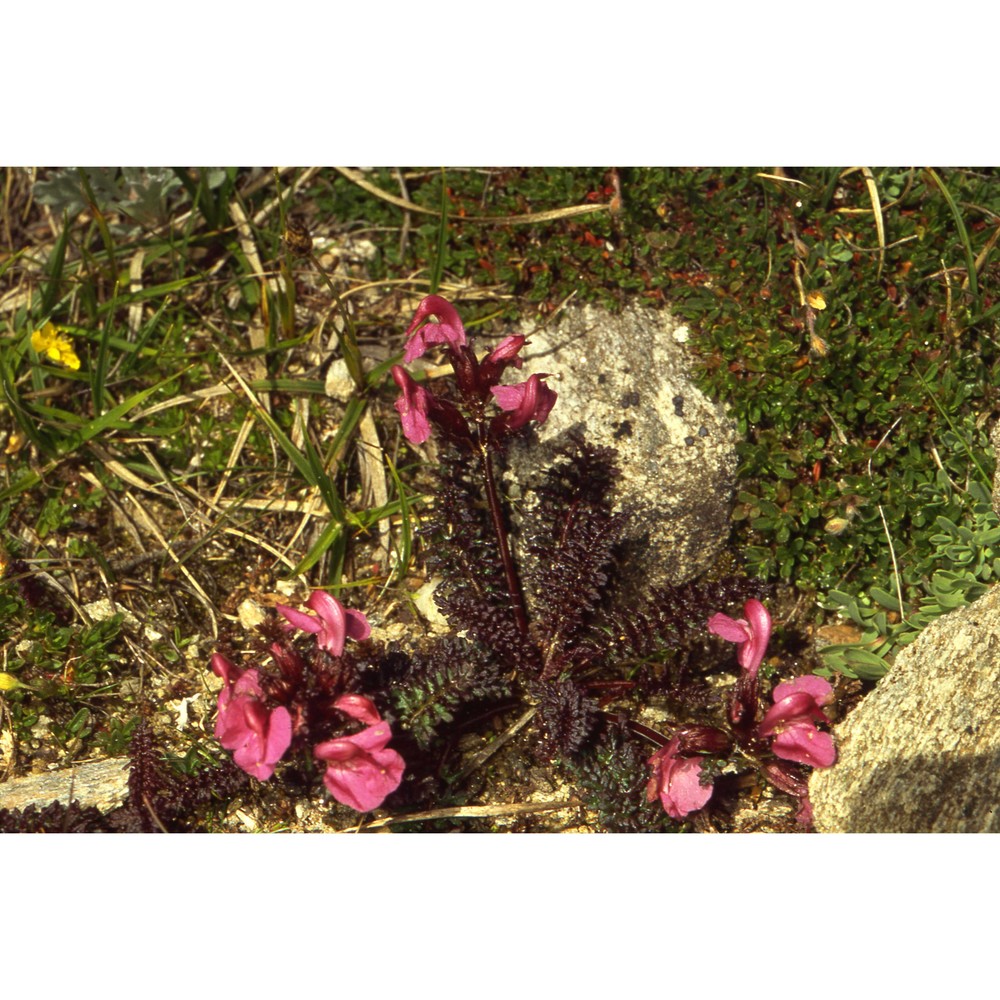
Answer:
top-left (991, 420), bottom-right (1000, 517)
top-left (810, 422), bottom-right (1000, 832)
top-left (0, 757), bottom-right (129, 814)
top-left (508, 302), bottom-right (738, 590)
top-left (809, 584), bottom-right (1000, 832)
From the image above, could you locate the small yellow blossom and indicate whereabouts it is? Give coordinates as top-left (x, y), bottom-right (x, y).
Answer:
top-left (0, 672), bottom-right (27, 692)
top-left (4, 429), bottom-right (26, 455)
top-left (805, 291), bottom-right (827, 310)
top-left (31, 321), bottom-right (81, 371)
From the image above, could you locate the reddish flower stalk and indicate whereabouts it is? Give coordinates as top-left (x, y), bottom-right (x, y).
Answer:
top-left (391, 295), bottom-right (554, 638)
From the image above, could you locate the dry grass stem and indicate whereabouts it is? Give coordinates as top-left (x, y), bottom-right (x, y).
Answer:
top-left (356, 796), bottom-right (578, 831)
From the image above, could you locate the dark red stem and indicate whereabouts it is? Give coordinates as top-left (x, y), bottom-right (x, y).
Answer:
top-left (478, 441), bottom-right (529, 637)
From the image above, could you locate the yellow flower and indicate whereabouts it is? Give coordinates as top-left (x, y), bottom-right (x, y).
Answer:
top-left (31, 321), bottom-right (81, 371)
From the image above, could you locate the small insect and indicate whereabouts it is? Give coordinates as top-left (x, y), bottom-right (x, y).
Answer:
top-left (282, 217), bottom-right (312, 256)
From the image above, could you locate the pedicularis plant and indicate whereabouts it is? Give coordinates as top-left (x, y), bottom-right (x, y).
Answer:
top-left (209, 296), bottom-right (836, 829)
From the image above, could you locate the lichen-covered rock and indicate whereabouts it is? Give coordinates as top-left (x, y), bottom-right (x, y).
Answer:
top-left (0, 757), bottom-right (129, 813)
top-left (507, 302), bottom-right (738, 589)
top-left (809, 584), bottom-right (1000, 832)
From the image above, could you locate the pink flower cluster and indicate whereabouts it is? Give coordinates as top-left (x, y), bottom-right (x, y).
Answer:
top-left (390, 294), bottom-right (557, 446)
top-left (757, 675), bottom-right (836, 769)
top-left (646, 599), bottom-right (837, 825)
top-left (708, 600), bottom-right (836, 771)
top-left (314, 694), bottom-right (405, 812)
top-left (211, 591), bottom-right (405, 813)
top-left (213, 654), bottom-right (292, 781)
top-left (646, 737), bottom-right (713, 820)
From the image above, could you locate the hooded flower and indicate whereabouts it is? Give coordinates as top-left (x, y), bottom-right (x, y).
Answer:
top-left (211, 653), bottom-right (292, 781)
top-left (490, 373), bottom-right (557, 430)
top-left (402, 294), bottom-right (467, 363)
top-left (314, 695), bottom-right (405, 812)
top-left (646, 737), bottom-right (714, 820)
top-left (276, 591), bottom-right (371, 657)
top-left (707, 598), bottom-right (772, 677)
top-left (757, 675), bottom-right (836, 769)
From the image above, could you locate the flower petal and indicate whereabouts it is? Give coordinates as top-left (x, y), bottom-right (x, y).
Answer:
top-left (706, 612), bottom-right (751, 644)
top-left (739, 599), bottom-right (772, 673)
top-left (334, 693), bottom-right (382, 726)
top-left (211, 653), bottom-right (237, 685)
top-left (771, 725), bottom-right (837, 768)
top-left (276, 603), bottom-right (322, 634)
top-left (772, 674), bottom-right (834, 706)
top-left (391, 365), bottom-right (433, 444)
top-left (646, 738), bottom-right (714, 820)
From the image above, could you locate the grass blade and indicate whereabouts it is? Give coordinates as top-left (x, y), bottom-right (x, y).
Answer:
top-left (40, 214), bottom-right (71, 316)
top-left (925, 168), bottom-right (980, 315)
top-left (860, 167), bottom-right (885, 280)
top-left (429, 168), bottom-right (448, 295)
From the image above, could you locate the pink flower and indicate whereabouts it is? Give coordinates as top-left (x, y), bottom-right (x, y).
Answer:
top-left (646, 737), bottom-right (714, 820)
top-left (391, 364), bottom-right (433, 444)
top-left (757, 676), bottom-right (837, 769)
top-left (314, 696), bottom-right (405, 812)
top-left (402, 294), bottom-right (467, 363)
top-left (276, 591), bottom-right (371, 657)
top-left (707, 598), bottom-right (772, 677)
top-left (211, 654), bottom-right (292, 781)
top-left (490, 373), bottom-right (557, 429)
